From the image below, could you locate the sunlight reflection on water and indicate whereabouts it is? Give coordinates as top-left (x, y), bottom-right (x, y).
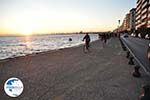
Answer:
top-left (0, 34), bottom-right (98, 60)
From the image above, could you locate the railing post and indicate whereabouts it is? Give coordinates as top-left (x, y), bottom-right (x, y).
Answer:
top-left (132, 66), bottom-right (141, 78)
top-left (128, 57), bottom-right (134, 65)
top-left (126, 51), bottom-right (130, 58)
top-left (119, 39), bottom-right (127, 51)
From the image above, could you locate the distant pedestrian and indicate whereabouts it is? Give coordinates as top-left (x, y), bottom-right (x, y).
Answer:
top-left (101, 33), bottom-right (103, 41)
top-left (103, 33), bottom-right (107, 43)
top-left (82, 33), bottom-right (91, 53)
top-left (98, 34), bottom-right (101, 39)
top-left (102, 33), bottom-right (107, 47)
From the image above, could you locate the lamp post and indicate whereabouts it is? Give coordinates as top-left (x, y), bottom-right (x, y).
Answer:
top-left (118, 20), bottom-right (120, 27)
top-left (118, 20), bottom-right (121, 37)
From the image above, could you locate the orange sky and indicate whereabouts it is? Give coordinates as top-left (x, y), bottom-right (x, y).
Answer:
top-left (0, 0), bottom-right (136, 35)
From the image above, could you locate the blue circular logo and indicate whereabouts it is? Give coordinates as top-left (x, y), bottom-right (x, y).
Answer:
top-left (4, 77), bottom-right (24, 97)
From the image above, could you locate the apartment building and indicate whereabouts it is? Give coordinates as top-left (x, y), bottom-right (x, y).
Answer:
top-left (148, 0), bottom-right (150, 28)
top-left (113, 10), bottom-right (136, 33)
top-left (129, 8), bottom-right (136, 31)
top-left (136, 0), bottom-right (149, 29)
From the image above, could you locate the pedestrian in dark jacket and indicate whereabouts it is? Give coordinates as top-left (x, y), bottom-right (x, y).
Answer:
top-left (82, 33), bottom-right (91, 53)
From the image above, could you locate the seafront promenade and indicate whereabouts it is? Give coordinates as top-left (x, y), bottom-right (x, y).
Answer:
top-left (0, 37), bottom-right (149, 100)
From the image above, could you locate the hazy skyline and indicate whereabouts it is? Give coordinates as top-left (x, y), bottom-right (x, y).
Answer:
top-left (0, 0), bottom-right (136, 35)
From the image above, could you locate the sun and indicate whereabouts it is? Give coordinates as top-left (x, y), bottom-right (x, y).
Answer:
top-left (8, 13), bottom-right (37, 36)
top-left (21, 27), bottom-right (33, 36)
top-left (17, 22), bottom-right (36, 36)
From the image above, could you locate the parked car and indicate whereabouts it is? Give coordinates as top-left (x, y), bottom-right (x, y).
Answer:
top-left (124, 33), bottom-right (129, 38)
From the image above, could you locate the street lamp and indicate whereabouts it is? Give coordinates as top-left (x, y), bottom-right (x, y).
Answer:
top-left (118, 20), bottom-right (120, 27)
top-left (118, 20), bottom-right (121, 37)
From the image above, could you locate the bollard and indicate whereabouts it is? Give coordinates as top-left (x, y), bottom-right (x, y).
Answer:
top-left (132, 66), bottom-right (141, 78)
top-left (119, 39), bottom-right (127, 51)
top-left (126, 51), bottom-right (130, 58)
top-left (128, 57), bottom-right (134, 65)
top-left (122, 45), bottom-right (127, 51)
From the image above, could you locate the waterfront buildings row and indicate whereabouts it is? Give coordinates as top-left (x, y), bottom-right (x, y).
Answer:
top-left (136, 0), bottom-right (150, 29)
top-left (114, 0), bottom-right (150, 37)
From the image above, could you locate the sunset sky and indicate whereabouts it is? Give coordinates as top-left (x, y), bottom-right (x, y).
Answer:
top-left (0, 0), bottom-right (136, 35)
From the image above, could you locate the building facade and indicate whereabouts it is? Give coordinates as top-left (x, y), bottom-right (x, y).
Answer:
top-left (113, 0), bottom-right (150, 38)
top-left (136, 0), bottom-right (150, 29)
top-left (113, 9), bottom-right (136, 33)
top-left (148, 0), bottom-right (150, 28)
top-left (129, 8), bottom-right (136, 31)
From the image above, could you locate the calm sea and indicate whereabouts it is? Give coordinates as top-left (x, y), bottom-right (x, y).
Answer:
top-left (0, 34), bottom-right (98, 60)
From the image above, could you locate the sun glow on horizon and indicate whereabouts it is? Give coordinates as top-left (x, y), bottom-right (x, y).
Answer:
top-left (0, 0), bottom-right (136, 35)
top-left (20, 28), bottom-right (33, 36)
top-left (0, 7), bottom-right (113, 35)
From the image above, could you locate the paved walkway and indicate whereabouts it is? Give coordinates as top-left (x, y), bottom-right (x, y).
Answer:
top-left (0, 38), bottom-right (149, 100)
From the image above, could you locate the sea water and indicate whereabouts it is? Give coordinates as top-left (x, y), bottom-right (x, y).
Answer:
top-left (0, 34), bottom-right (98, 60)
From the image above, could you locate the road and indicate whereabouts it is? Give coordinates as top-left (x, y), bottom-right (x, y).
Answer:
top-left (121, 36), bottom-right (150, 74)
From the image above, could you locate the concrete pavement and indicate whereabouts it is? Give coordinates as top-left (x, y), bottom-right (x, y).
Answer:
top-left (0, 38), bottom-right (149, 100)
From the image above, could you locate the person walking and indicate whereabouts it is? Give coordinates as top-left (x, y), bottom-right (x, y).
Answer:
top-left (102, 33), bottom-right (107, 47)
